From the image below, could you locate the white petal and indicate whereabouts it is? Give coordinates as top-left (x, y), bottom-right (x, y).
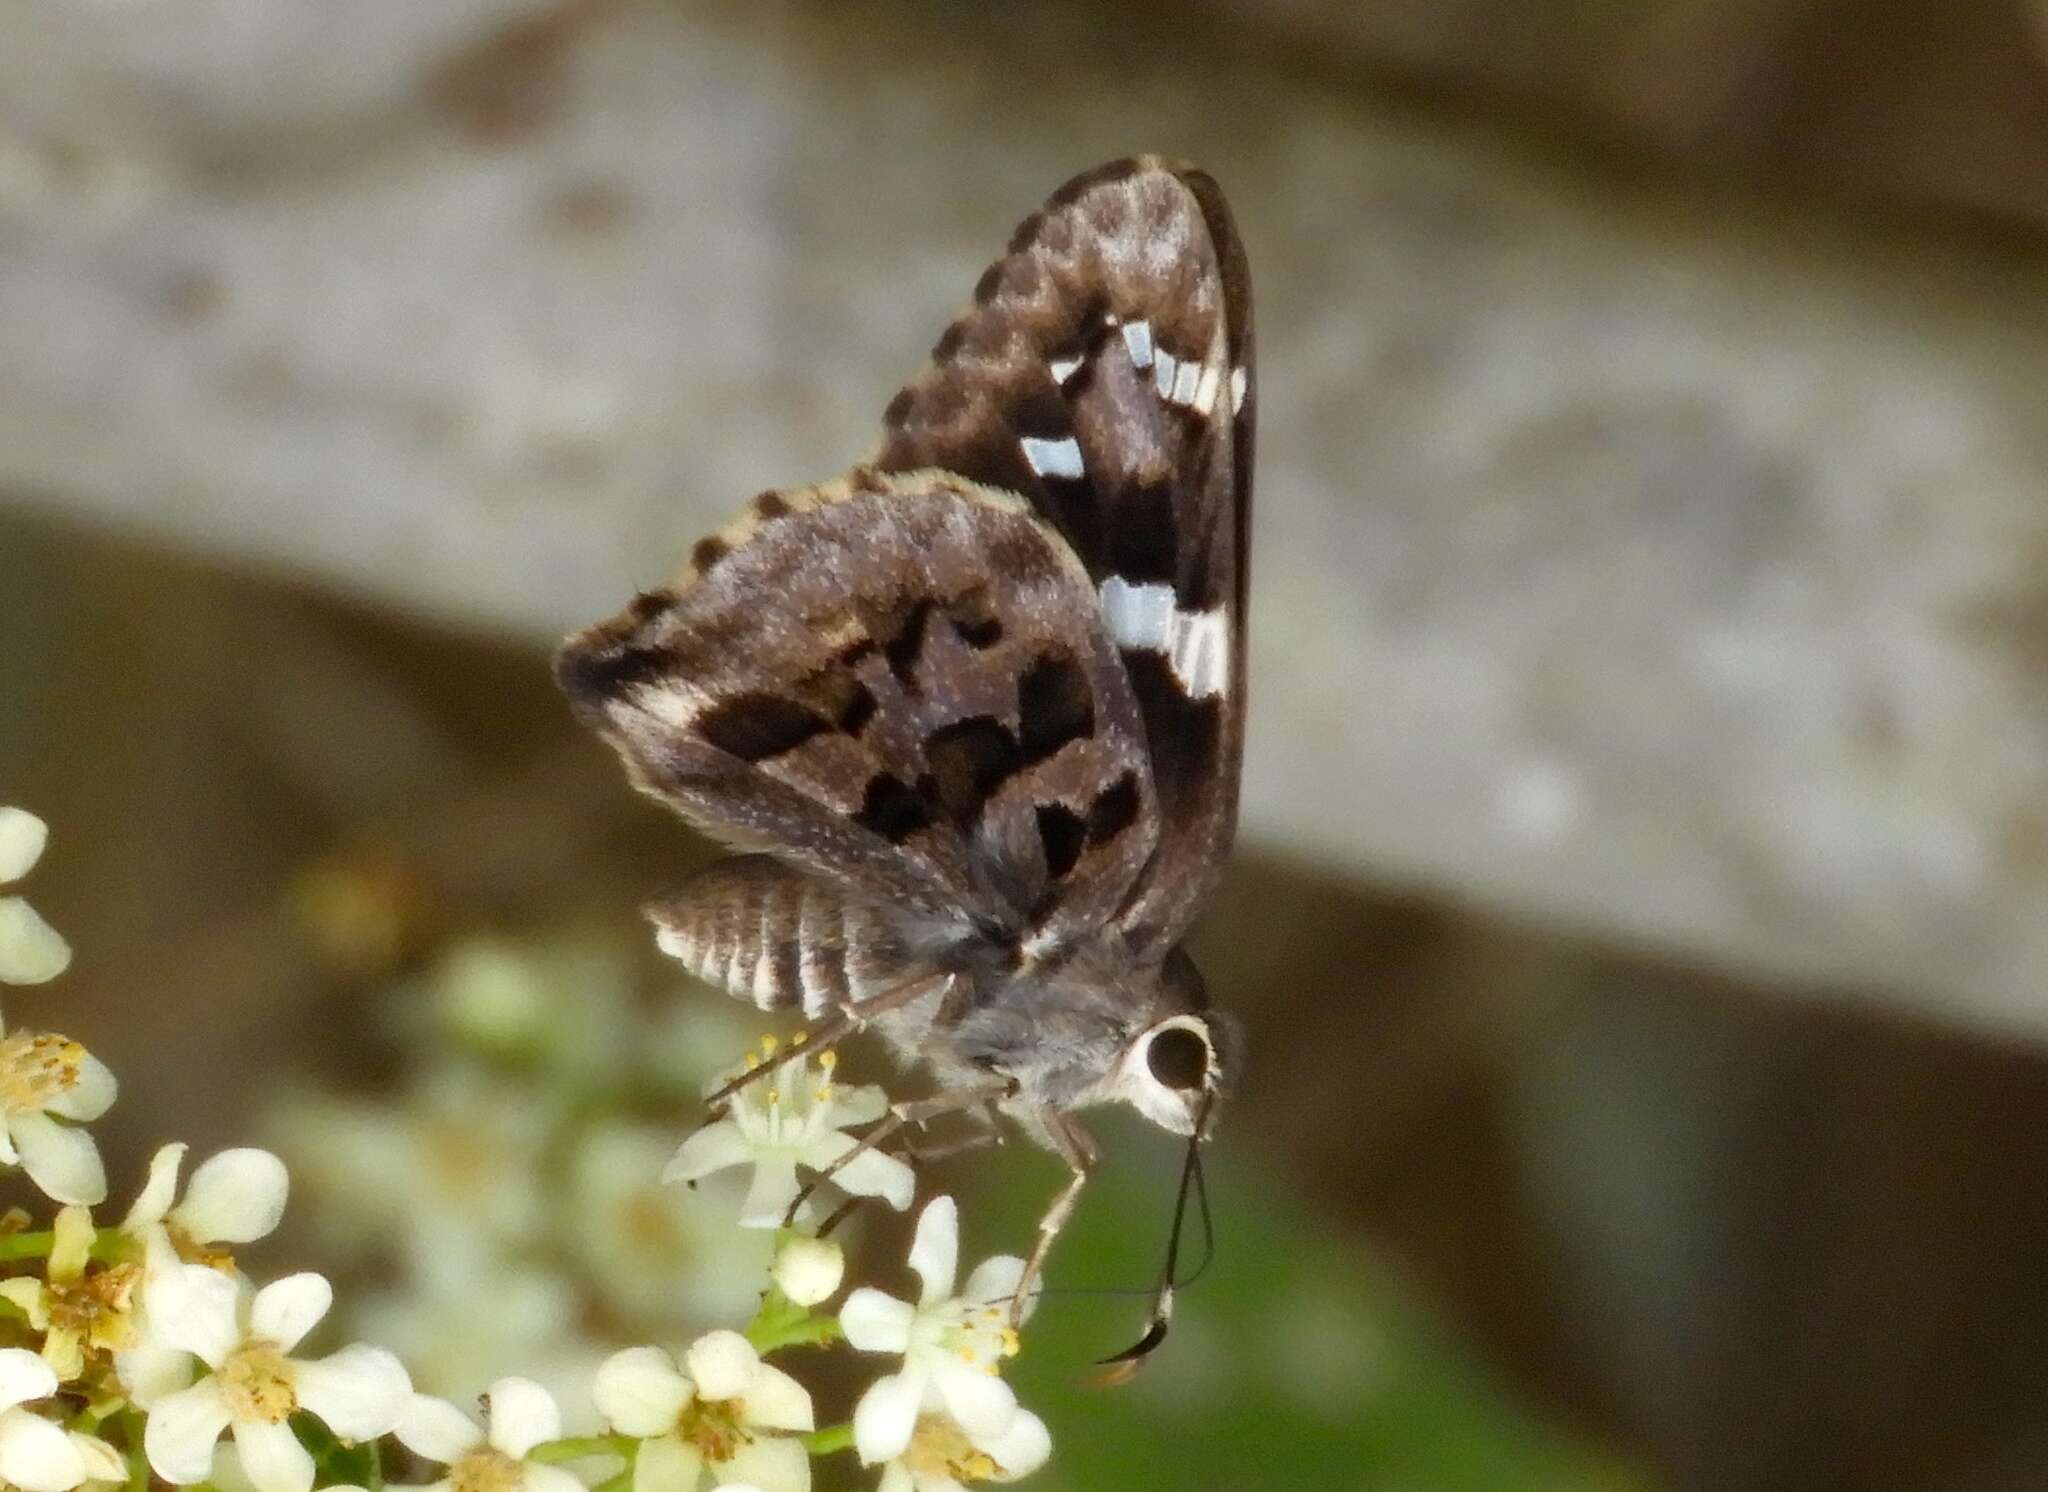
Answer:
top-left (0, 899), bottom-right (70, 986)
top-left (68, 1431), bottom-right (126, 1484)
top-left (143, 1380), bottom-right (233, 1484)
top-left (0, 810), bottom-right (49, 884)
top-left (44, 1053), bottom-right (116, 1122)
top-left (114, 1343), bottom-right (195, 1408)
top-left (907, 1197), bottom-right (960, 1306)
top-left (522, 1464), bottom-right (587, 1492)
top-left (395, 1395), bottom-right (482, 1464)
top-left (484, 1377), bottom-right (560, 1460)
top-left (631, 1433), bottom-right (702, 1492)
top-left (660, 1123), bottom-right (752, 1185)
top-left (718, 1434), bottom-right (808, 1492)
top-left (681, 1331), bottom-right (758, 1403)
top-left (798, 1135), bottom-right (913, 1213)
top-left (875, 1466), bottom-right (914, 1492)
top-left (176, 1150), bottom-right (289, 1244)
top-left (125, 1144), bottom-right (189, 1228)
top-left (959, 1256), bottom-right (1032, 1321)
top-left (10, 1113), bottom-right (105, 1207)
top-left (978, 1406), bottom-right (1050, 1480)
top-left (736, 1362), bottom-right (812, 1434)
top-left (147, 1264), bottom-right (242, 1368)
top-left (294, 1344), bottom-right (410, 1440)
top-left (838, 1290), bottom-right (914, 1354)
top-left (929, 1354), bottom-right (1016, 1442)
top-left (232, 1418), bottom-right (313, 1492)
top-left (771, 1236), bottom-right (843, 1307)
top-left (591, 1347), bottom-right (691, 1437)
top-left (249, 1274), bottom-right (330, 1353)
top-left (851, 1371), bottom-right (922, 1467)
top-left (0, 1348), bottom-right (57, 1411)
top-left (0, 1407), bottom-right (86, 1492)
top-left (736, 1158), bottom-right (801, 1230)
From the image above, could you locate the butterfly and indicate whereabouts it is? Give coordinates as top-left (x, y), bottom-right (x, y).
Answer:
top-left (556, 156), bottom-right (1253, 1349)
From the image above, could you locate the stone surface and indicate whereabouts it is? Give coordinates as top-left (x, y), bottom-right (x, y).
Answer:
top-left (5, 0), bottom-right (2048, 1038)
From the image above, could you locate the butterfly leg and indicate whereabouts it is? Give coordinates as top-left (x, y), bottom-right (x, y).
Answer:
top-left (699, 969), bottom-right (957, 1114)
top-left (902, 1104), bottom-right (1004, 1166)
top-left (781, 1075), bottom-right (1016, 1228)
top-left (1010, 1110), bottom-right (1098, 1327)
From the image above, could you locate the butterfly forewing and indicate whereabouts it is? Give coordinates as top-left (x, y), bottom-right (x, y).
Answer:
top-left (556, 469), bottom-right (1162, 959)
top-left (876, 156), bottom-right (1254, 953)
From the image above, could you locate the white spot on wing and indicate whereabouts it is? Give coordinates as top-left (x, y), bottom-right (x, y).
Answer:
top-left (1230, 365), bottom-right (1248, 414)
top-left (1121, 319), bottom-right (1154, 370)
top-left (1192, 364), bottom-right (1221, 416)
top-left (1020, 434), bottom-right (1084, 480)
top-left (1048, 355), bottom-right (1083, 385)
top-left (1099, 576), bottom-right (1230, 699)
top-left (1170, 360), bottom-right (1200, 407)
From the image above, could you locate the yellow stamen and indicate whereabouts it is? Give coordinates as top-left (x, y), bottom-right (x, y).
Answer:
top-left (217, 1341), bottom-right (297, 1424)
top-left (818, 1049), bottom-right (838, 1072)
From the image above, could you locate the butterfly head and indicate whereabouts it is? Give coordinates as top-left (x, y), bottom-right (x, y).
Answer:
top-left (1113, 947), bottom-right (1236, 1139)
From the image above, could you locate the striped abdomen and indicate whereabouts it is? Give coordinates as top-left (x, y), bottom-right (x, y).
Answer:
top-left (644, 855), bottom-right (915, 1018)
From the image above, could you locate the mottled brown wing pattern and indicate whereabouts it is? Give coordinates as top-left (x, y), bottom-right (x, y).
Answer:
top-left (876, 156), bottom-right (1254, 953)
top-left (645, 855), bottom-right (917, 1018)
top-left (555, 468), bottom-right (1161, 956)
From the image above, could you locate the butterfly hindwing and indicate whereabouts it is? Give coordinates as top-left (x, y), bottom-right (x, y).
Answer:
top-left (556, 468), bottom-right (1162, 957)
top-left (876, 156), bottom-right (1254, 952)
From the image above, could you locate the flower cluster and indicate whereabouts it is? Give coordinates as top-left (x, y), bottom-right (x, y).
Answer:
top-left (0, 809), bottom-right (1053, 1492)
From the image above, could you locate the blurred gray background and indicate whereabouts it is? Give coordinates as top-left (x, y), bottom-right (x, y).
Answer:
top-left (6, 3), bottom-right (2048, 1489)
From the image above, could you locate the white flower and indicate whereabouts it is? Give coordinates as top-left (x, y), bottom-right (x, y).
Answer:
top-left (0, 809), bottom-right (70, 986)
top-left (592, 1331), bottom-right (812, 1492)
top-left (114, 1143), bottom-right (291, 1409)
top-left (352, 1250), bottom-right (607, 1436)
top-left (841, 1197), bottom-right (1035, 1467)
top-left (141, 1270), bottom-right (410, 1492)
top-left (269, 1069), bottom-right (550, 1262)
top-left (0, 1008), bottom-right (116, 1204)
top-left (874, 1410), bottom-right (1051, 1492)
top-left (567, 1122), bottom-right (771, 1329)
top-left (770, 1236), bottom-right (843, 1308)
top-left (125, 1143), bottom-right (290, 1251)
top-left (0, 1346), bottom-right (92, 1491)
top-left (0, 1205), bottom-right (141, 1381)
top-left (663, 1041), bottom-right (913, 1227)
top-left (392, 1378), bottom-right (584, 1492)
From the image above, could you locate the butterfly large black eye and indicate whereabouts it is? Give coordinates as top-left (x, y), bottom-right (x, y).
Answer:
top-left (1146, 1025), bottom-right (1209, 1091)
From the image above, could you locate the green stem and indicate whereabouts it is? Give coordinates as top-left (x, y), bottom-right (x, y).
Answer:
top-left (529, 1436), bottom-right (638, 1465)
top-left (0, 1228), bottom-right (137, 1265)
top-left (803, 1424), bottom-right (855, 1457)
top-left (745, 1288), bottom-right (845, 1355)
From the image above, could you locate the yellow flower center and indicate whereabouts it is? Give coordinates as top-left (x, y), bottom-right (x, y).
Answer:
top-left (218, 1341), bottom-right (298, 1424)
top-left (0, 1032), bottom-right (84, 1112)
top-left (680, 1399), bottom-right (752, 1464)
top-left (45, 1260), bottom-right (140, 1354)
top-left (449, 1449), bottom-right (526, 1492)
top-left (902, 1417), bottom-right (999, 1483)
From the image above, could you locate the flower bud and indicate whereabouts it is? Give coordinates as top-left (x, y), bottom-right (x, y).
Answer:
top-left (773, 1234), bottom-right (845, 1306)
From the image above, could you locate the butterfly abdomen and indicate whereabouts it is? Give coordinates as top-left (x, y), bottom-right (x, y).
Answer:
top-left (644, 855), bottom-right (914, 1019)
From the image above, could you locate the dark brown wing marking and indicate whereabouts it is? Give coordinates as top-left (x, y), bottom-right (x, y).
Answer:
top-left (556, 469), bottom-right (1160, 951)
